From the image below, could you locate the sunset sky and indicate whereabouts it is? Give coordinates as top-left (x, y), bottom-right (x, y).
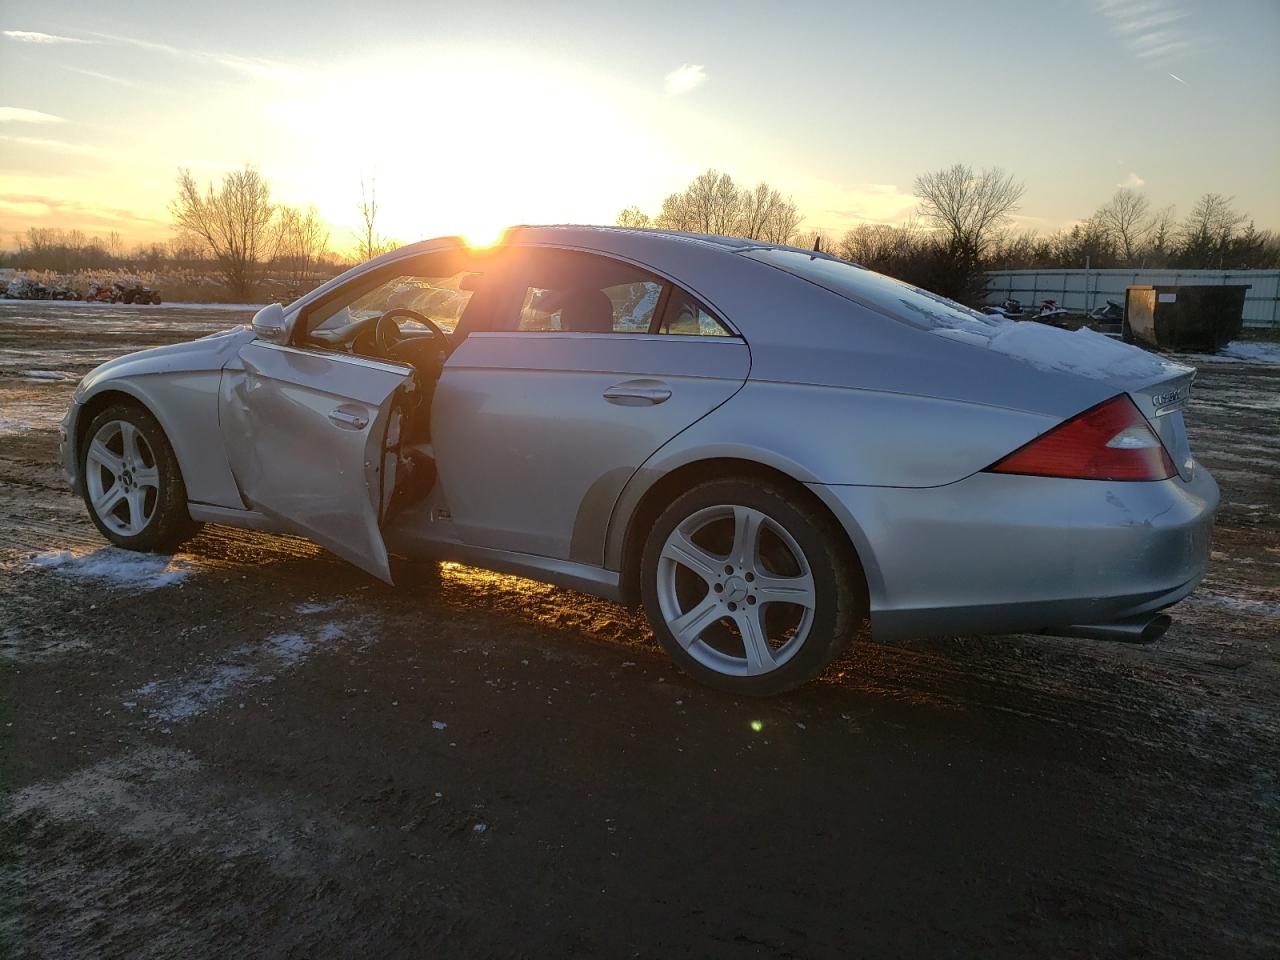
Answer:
top-left (2, 0), bottom-right (1278, 253)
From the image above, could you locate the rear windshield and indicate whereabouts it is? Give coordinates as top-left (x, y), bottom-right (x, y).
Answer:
top-left (742, 248), bottom-right (1006, 334)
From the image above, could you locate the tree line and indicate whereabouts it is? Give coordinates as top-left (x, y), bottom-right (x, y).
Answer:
top-left (617, 170), bottom-right (802, 243)
top-left (5, 228), bottom-right (208, 275)
top-left (7, 162), bottom-right (1277, 306)
top-left (3, 166), bottom-right (386, 300)
top-left (618, 166), bottom-right (1280, 303)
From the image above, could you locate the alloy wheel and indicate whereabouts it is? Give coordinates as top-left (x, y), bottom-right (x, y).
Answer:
top-left (655, 504), bottom-right (817, 677)
top-left (85, 419), bottom-right (160, 537)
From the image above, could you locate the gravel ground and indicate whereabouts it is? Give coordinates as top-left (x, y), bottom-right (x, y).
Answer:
top-left (1, 301), bottom-right (1277, 958)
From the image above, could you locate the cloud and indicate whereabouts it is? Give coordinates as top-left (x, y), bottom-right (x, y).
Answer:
top-left (1168, 72), bottom-right (1189, 85)
top-left (801, 179), bottom-right (918, 230)
top-left (0, 194), bottom-right (161, 226)
top-left (1095, 0), bottom-right (1201, 61)
top-left (664, 64), bottom-right (707, 95)
top-left (0, 135), bottom-right (116, 158)
top-left (83, 30), bottom-right (298, 80)
top-left (4, 26), bottom-right (289, 80)
top-left (2, 30), bottom-right (93, 44)
top-left (62, 66), bottom-right (142, 88)
top-left (1119, 172), bottom-right (1146, 188)
top-left (0, 107), bottom-right (65, 124)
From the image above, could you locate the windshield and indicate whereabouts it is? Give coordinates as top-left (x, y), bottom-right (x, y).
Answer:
top-left (742, 248), bottom-right (1007, 335)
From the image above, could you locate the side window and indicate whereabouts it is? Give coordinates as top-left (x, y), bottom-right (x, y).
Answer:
top-left (502, 250), bottom-right (665, 334)
top-left (305, 252), bottom-right (481, 338)
top-left (659, 287), bottom-right (731, 337)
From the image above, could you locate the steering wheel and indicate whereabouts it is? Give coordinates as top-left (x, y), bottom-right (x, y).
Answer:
top-left (374, 309), bottom-right (452, 357)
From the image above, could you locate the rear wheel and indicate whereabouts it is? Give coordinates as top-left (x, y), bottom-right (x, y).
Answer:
top-left (640, 478), bottom-right (864, 696)
top-left (80, 403), bottom-right (201, 551)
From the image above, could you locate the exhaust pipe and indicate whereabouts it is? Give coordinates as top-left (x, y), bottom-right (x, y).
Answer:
top-left (1044, 613), bottom-right (1171, 644)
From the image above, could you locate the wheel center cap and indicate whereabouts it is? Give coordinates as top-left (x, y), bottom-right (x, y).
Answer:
top-left (724, 576), bottom-right (749, 603)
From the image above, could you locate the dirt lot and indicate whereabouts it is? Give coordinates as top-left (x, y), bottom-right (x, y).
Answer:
top-left (1, 301), bottom-right (1277, 958)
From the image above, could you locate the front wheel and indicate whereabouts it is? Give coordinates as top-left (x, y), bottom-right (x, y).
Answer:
top-left (640, 478), bottom-right (865, 696)
top-left (80, 403), bottom-right (201, 551)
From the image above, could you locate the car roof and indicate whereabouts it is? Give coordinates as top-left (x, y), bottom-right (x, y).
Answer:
top-left (508, 224), bottom-right (851, 262)
top-left (373, 224), bottom-right (849, 267)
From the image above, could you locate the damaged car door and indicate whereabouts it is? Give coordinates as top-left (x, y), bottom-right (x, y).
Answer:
top-left (221, 341), bottom-right (412, 582)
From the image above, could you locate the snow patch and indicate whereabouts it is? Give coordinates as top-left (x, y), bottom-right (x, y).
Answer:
top-left (296, 599), bottom-right (341, 615)
top-left (136, 664), bottom-right (257, 723)
top-left (21, 369), bottom-right (78, 381)
top-left (984, 323), bottom-right (1186, 382)
top-left (130, 619), bottom-right (354, 724)
top-left (1183, 341), bottom-right (1280, 366)
top-left (315, 622), bottom-right (345, 642)
top-left (21, 548), bottom-right (193, 590)
top-left (1188, 593), bottom-right (1280, 619)
top-left (265, 633), bottom-right (313, 665)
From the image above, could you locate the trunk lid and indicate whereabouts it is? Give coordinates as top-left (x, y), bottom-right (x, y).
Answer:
top-left (959, 322), bottom-right (1198, 481)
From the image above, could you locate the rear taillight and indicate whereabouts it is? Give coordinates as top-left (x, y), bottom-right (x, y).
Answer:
top-left (986, 395), bottom-right (1175, 482)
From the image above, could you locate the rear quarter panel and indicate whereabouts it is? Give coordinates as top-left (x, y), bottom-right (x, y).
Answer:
top-left (603, 382), bottom-right (1058, 569)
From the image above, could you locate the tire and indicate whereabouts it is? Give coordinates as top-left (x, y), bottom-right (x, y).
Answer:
top-left (640, 477), bottom-right (865, 696)
top-left (80, 403), bottom-right (201, 552)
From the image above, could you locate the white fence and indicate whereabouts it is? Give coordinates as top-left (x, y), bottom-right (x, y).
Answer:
top-left (983, 269), bottom-right (1280, 329)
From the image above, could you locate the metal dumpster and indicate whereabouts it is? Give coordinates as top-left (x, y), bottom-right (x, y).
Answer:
top-left (1124, 284), bottom-right (1250, 352)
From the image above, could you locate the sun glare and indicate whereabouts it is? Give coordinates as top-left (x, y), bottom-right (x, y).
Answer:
top-left (461, 221), bottom-right (510, 249)
top-left (268, 48), bottom-right (666, 249)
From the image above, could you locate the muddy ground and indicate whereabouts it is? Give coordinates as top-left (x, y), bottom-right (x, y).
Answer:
top-left (0, 301), bottom-right (1276, 958)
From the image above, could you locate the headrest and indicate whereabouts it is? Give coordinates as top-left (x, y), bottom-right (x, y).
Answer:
top-left (559, 288), bottom-right (615, 333)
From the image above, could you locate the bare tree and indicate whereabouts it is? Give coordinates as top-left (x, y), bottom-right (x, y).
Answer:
top-left (761, 197), bottom-right (802, 245)
top-left (625, 170), bottom-right (799, 242)
top-left (738, 182), bottom-right (779, 240)
top-left (1146, 204), bottom-right (1178, 264)
top-left (356, 177), bottom-right (393, 263)
top-left (1095, 189), bottom-right (1151, 263)
top-left (913, 163), bottom-right (1025, 259)
top-left (839, 221), bottom-right (923, 271)
top-left (654, 169), bottom-right (742, 234)
top-left (1177, 193), bottom-right (1247, 267)
top-left (690, 169), bottom-right (742, 235)
top-left (171, 165), bottom-right (275, 299)
top-left (273, 204), bottom-right (330, 286)
top-left (738, 182), bottom-right (802, 243)
top-left (615, 205), bottom-right (651, 229)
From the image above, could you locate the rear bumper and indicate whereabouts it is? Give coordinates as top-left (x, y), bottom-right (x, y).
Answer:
top-left (811, 465), bottom-right (1219, 641)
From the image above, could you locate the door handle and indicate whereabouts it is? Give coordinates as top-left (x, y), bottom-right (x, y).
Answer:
top-left (603, 379), bottom-right (672, 406)
top-left (328, 406), bottom-right (369, 430)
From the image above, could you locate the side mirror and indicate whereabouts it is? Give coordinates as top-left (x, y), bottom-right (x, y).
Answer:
top-left (251, 303), bottom-right (292, 344)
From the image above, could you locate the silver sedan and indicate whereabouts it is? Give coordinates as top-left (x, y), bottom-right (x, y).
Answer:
top-left (59, 227), bottom-right (1219, 694)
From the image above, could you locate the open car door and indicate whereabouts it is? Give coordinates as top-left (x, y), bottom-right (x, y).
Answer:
top-left (221, 341), bottom-right (413, 583)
